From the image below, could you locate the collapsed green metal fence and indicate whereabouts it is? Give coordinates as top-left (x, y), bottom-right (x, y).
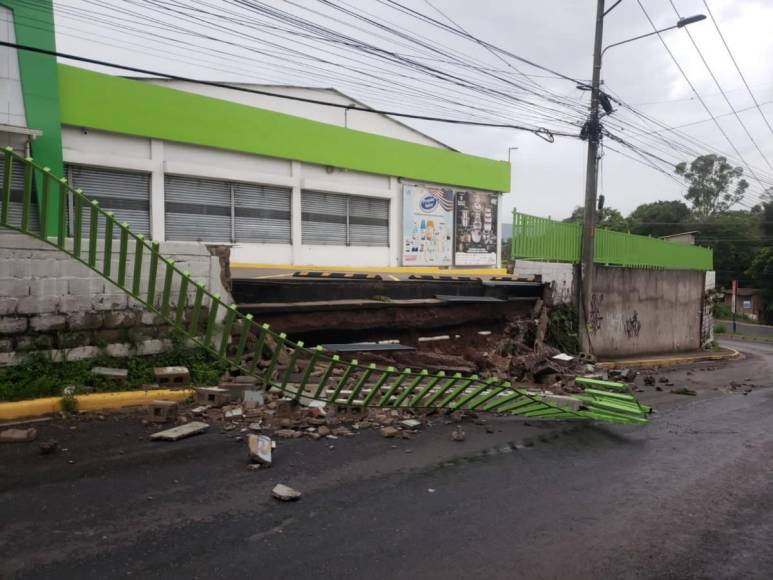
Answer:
top-left (0, 148), bottom-right (649, 424)
top-left (511, 210), bottom-right (713, 271)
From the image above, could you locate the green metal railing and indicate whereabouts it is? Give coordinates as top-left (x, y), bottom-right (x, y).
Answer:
top-left (0, 148), bottom-right (649, 424)
top-left (511, 210), bottom-right (713, 271)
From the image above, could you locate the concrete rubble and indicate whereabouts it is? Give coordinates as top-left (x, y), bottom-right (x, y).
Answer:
top-left (91, 367), bottom-right (128, 383)
top-left (272, 483), bottom-right (302, 502)
top-left (150, 421), bottom-right (210, 441)
top-left (0, 427), bottom-right (38, 443)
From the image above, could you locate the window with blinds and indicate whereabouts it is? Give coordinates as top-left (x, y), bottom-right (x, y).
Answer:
top-left (66, 165), bottom-right (151, 237)
top-left (301, 191), bottom-right (389, 247)
top-left (1, 153), bottom-right (40, 233)
top-left (165, 175), bottom-right (291, 244)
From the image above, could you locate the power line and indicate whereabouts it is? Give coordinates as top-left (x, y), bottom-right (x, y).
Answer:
top-left (667, 0), bottom-right (773, 172)
top-left (702, 0), bottom-right (773, 135)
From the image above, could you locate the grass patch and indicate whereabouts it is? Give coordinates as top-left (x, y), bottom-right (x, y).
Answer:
top-left (0, 346), bottom-right (229, 402)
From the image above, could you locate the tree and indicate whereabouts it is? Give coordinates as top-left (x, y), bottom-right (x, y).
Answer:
top-left (564, 205), bottom-right (627, 232)
top-left (675, 154), bottom-right (748, 218)
top-left (695, 211), bottom-right (761, 287)
top-left (746, 246), bottom-right (773, 323)
top-left (627, 200), bottom-right (692, 237)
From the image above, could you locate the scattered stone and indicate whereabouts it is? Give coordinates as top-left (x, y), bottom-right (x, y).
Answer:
top-left (671, 387), bottom-right (697, 396)
top-left (332, 426), bottom-right (353, 437)
top-left (317, 425), bottom-right (331, 437)
top-left (485, 426), bottom-right (495, 434)
top-left (224, 406), bottom-right (244, 419)
top-left (242, 390), bottom-right (265, 409)
top-left (274, 429), bottom-right (300, 439)
top-left (154, 366), bottom-right (191, 387)
top-left (39, 439), bottom-right (58, 455)
top-left (150, 421), bottom-right (210, 441)
top-left (643, 375), bottom-right (655, 386)
top-left (400, 419), bottom-right (422, 429)
top-left (0, 427), bottom-right (38, 443)
top-left (247, 434), bottom-right (273, 466)
top-left (91, 367), bottom-right (128, 383)
top-left (658, 377), bottom-right (669, 384)
top-left (275, 399), bottom-right (295, 419)
top-left (272, 483), bottom-right (301, 502)
top-left (148, 400), bottom-right (179, 424)
top-left (380, 426), bottom-right (400, 438)
top-left (248, 422), bottom-right (263, 432)
top-left (191, 405), bottom-right (209, 416)
top-left (655, 386), bottom-right (662, 391)
top-left (451, 425), bottom-right (466, 442)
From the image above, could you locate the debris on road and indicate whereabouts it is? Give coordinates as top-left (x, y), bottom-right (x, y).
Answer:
top-left (195, 387), bottom-right (232, 407)
top-left (243, 390), bottom-right (265, 409)
top-left (272, 483), bottom-right (302, 502)
top-left (671, 387), bottom-right (697, 396)
top-left (451, 425), bottom-right (466, 442)
top-left (247, 434), bottom-right (273, 466)
top-left (380, 426), bottom-right (400, 438)
top-left (150, 421), bottom-right (210, 441)
top-left (643, 375), bottom-right (655, 386)
top-left (39, 439), bottom-right (58, 455)
top-left (0, 427), bottom-right (38, 443)
top-left (148, 400), bottom-right (179, 423)
top-left (400, 419), bottom-right (422, 429)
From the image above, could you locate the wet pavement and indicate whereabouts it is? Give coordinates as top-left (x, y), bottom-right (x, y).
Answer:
top-left (1, 338), bottom-right (772, 579)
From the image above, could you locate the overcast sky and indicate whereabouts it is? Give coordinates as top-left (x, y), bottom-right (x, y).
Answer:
top-left (52, 0), bottom-right (773, 221)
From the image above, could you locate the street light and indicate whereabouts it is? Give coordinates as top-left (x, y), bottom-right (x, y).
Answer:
top-left (577, 3), bottom-right (705, 353)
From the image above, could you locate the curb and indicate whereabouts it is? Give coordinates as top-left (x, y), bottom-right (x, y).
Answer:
top-left (0, 389), bottom-right (194, 422)
top-left (598, 348), bottom-right (740, 370)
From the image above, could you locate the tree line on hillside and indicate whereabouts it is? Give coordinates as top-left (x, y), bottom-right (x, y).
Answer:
top-left (507, 154), bottom-right (772, 321)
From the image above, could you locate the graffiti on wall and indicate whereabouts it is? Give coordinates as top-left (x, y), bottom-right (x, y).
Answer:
top-left (623, 310), bottom-right (642, 339)
top-left (589, 293), bottom-right (604, 334)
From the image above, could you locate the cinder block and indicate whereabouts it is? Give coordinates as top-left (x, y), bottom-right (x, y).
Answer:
top-left (0, 351), bottom-right (18, 366)
top-left (0, 298), bottom-right (18, 316)
top-left (59, 296), bottom-right (95, 313)
top-left (55, 346), bottom-right (100, 362)
top-left (105, 343), bottom-right (131, 358)
top-left (148, 400), bottom-right (179, 423)
top-left (29, 259), bottom-right (63, 278)
top-left (103, 310), bottom-right (140, 329)
top-left (0, 279), bottom-right (29, 298)
top-left (0, 316), bottom-right (28, 335)
top-left (17, 296), bottom-right (60, 315)
top-left (195, 387), bottom-right (232, 407)
top-left (91, 366), bottom-right (128, 382)
top-left (28, 279), bottom-right (69, 298)
top-left (92, 294), bottom-right (128, 311)
top-left (30, 314), bottom-right (67, 332)
top-left (68, 278), bottom-right (106, 296)
top-left (138, 339), bottom-right (170, 356)
top-left (67, 311), bottom-right (104, 331)
top-left (141, 311), bottom-right (164, 326)
top-left (15, 334), bottom-right (54, 351)
top-left (154, 366), bottom-right (191, 386)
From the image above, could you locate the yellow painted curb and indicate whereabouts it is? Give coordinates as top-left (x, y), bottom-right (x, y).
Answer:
top-left (231, 262), bottom-right (507, 276)
top-left (0, 389), bottom-right (194, 421)
top-left (598, 348), bottom-right (740, 370)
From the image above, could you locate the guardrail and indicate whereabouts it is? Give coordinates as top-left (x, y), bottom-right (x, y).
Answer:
top-left (0, 148), bottom-right (649, 424)
top-left (511, 210), bottom-right (713, 270)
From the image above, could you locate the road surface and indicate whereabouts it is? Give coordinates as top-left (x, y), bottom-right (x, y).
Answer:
top-left (719, 319), bottom-right (773, 338)
top-left (1, 338), bottom-right (772, 579)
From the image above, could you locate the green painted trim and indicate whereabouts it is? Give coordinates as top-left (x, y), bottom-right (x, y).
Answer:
top-left (2, 0), bottom-right (63, 236)
top-left (57, 65), bottom-right (510, 192)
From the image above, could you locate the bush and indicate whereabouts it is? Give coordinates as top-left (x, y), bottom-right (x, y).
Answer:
top-left (713, 322), bottom-right (727, 335)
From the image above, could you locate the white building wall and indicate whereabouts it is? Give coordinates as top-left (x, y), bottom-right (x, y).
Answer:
top-left (0, 7), bottom-right (24, 129)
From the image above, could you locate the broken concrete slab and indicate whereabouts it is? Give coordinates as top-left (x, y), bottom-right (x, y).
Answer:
top-left (247, 434), bottom-right (273, 466)
top-left (1, 427), bottom-right (38, 443)
top-left (153, 366), bottom-right (191, 387)
top-left (380, 426), bottom-right (400, 438)
top-left (541, 394), bottom-right (582, 412)
top-left (242, 390), bottom-right (265, 409)
top-left (224, 406), bottom-right (244, 419)
top-left (195, 387), bottom-right (232, 408)
top-left (91, 367), bottom-right (128, 383)
top-left (272, 483), bottom-right (301, 502)
top-left (400, 419), bottom-right (422, 429)
top-left (150, 421), bottom-right (210, 441)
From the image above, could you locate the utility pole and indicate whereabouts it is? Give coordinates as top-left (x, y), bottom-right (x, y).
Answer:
top-left (578, 0), bottom-right (606, 353)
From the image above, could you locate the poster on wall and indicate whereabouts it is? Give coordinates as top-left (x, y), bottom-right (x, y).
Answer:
top-left (402, 184), bottom-right (454, 266)
top-left (454, 190), bottom-right (498, 266)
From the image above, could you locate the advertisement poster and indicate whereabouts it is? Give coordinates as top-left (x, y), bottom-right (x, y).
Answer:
top-left (402, 184), bottom-right (454, 266)
top-left (454, 190), bottom-right (498, 266)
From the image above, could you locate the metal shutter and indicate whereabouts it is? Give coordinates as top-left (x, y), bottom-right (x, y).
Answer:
top-left (301, 190), bottom-right (347, 245)
top-left (165, 175), bottom-right (231, 242)
top-left (234, 182), bottom-right (291, 244)
top-left (0, 154), bottom-right (39, 233)
top-left (67, 165), bottom-right (150, 237)
top-left (349, 196), bottom-right (389, 247)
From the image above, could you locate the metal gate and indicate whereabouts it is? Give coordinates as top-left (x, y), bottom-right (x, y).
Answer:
top-left (234, 182), bottom-right (291, 244)
top-left (164, 175), bottom-right (231, 242)
top-left (66, 164), bottom-right (150, 237)
top-left (0, 152), bottom-right (40, 233)
top-left (302, 190), bottom-right (388, 246)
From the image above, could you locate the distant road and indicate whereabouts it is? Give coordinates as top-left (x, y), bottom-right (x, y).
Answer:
top-left (719, 319), bottom-right (773, 338)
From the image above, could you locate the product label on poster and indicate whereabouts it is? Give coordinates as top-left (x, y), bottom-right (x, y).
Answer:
top-left (402, 184), bottom-right (454, 266)
top-left (454, 190), bottom-right (498, 266)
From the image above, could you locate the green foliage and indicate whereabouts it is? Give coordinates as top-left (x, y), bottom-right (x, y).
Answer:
top-left (746, 245), bottom-right (773, 322)
top-left (627, 200), bottom-right (692, 237)
top-left (695, 211), bottom-right (761, 287)
top-left (545, 304), bottom-right (580, 354)
top-left (564, 206), bottom-right (628, 232)
top-left (0, 346), bottom-right (228, 402)
top-left (713, 322), bottom-right (727, 335)
top-left (675, 154), bottom-right (749, 218)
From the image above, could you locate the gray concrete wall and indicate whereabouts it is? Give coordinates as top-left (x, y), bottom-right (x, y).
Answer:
top-left (514, 260), bottom-right (575, 305)
top-left (0, 232), bottom-right (231, 366)
top-left (589, 265), bottom-right (705, 358)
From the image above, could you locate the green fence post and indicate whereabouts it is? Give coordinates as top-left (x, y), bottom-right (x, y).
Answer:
top-left (378, 368), bottom-right (412, 407)
top-left (103, 212), bottom-right (114, 278)
top-left (279, 341), bottom-right (304, 391)
top-left (40, 168), bottom-right (51, 239)
top-left (233, 313), bottom-right (253, 362)
top-left (88, 200), bottom-right (99, 267)
top-left (392, 369), bottom-right (428, 407)
top-left (294, 345), bottom-right (323, 401)
top-left (188, 282), bottom-right (205, 335)
top-left (346, 363), bottom-right (375, 405)
top-left (409, 371), bottom-right (445, 407)
top-left (247, 323), bottom-right (270, 374)
top-left (20, 159), bottom-right (33, 232)
top-left (312, 354), bottom-right (339, 399)
top-left (362, 367), bottom-right (394, 406)
top-left (131, 235), bottom-right (145, 296)
top-left (56, 179), bottom-right (67, 248)
top-left (329, 360), bottom-right (358, 403)
top-left (263, 332), bottom-right (287, 384)
top-left (160, 260), bottom-right (175, 318)
top-left (218, 305), bottom-right (238, 357)
top-left (72, 191), bottom-right (83, 259)
top-left (203, 294), bottom-right (222, 348)
top-left (146, 241), bottom-right (160, 306)
top-left (174, 273), bottom-right (190, 326)
top-left (116, 223), bottom-right (129, 288)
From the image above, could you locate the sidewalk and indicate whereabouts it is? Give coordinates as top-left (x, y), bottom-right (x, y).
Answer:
top-left (598, 347), bottom-right (739, 370)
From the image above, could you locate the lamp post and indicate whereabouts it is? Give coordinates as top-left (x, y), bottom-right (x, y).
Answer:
top-left (577, 2), bottom-right (705, 353)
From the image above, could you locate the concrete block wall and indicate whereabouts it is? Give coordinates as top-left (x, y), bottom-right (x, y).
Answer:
top-left (0, 231), bottom-right (232, 366)
top-left (514, 260), bottom-right (575, 305)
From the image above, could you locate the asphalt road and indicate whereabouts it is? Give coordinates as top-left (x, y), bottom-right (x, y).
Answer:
top-left (719, 319), bottom-right (773, 338)
top-left (2, 338), bottom-right (773, 579)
